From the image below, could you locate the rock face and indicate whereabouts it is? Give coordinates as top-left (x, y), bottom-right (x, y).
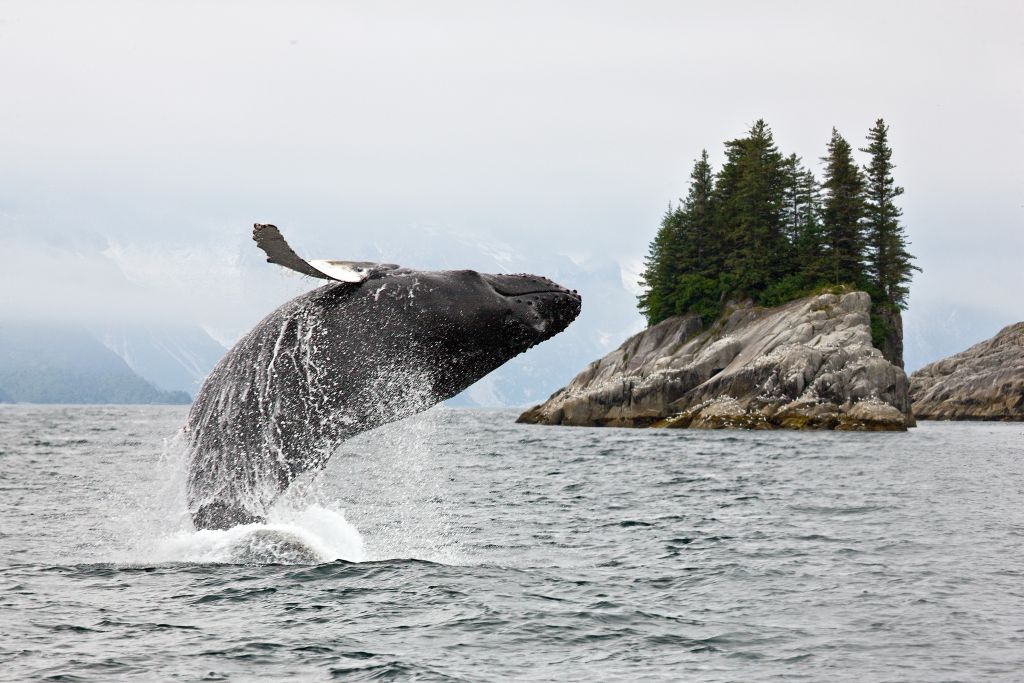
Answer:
top-left (518, 291), bottom-right (913, 431)
top-left (909, 322), bottom-right (1024, 421)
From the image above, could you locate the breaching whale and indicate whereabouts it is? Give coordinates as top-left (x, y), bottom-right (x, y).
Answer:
top-left (184, 224), bottom-right (581, 530)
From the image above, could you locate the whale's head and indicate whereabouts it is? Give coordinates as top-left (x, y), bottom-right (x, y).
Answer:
top-left (383, 268), bottom-right (581, 349)
top-left (321, 268), bottom-right (582, 400)
top-left (477, 271), bottom-right (583, 347)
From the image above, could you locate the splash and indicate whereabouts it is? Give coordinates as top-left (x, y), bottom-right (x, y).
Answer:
top-left (123, 410), bottom-right (464, 567)
top-left (116, 430), bottom-right (368, 566)
top-left (149, 504), bottom-right (365, 565)
top-left (326, 407), bottom-right (467, 565)
top-left (126, 353), bottom-right (464, 567)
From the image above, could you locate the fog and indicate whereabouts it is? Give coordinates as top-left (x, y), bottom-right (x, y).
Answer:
top-left (1, 1), bottom-right (1021, 353)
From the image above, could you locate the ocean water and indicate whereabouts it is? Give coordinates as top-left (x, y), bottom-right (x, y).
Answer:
top-left (1, 405), bottom-right (1022, 681)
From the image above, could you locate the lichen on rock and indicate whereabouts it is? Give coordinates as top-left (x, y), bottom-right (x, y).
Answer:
top-left (518, 291), bottom-right (913, 431)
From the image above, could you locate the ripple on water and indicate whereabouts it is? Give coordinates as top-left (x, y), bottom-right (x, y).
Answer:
top-left (0, 407), bottom-right (1023, 681)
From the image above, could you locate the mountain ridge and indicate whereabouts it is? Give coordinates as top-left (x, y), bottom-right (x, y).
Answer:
top-left (0, 323), bottom-right (191, 405)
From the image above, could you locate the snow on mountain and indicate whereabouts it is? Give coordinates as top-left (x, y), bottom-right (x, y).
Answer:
top-left (95, 324), bottom-right (226, 398)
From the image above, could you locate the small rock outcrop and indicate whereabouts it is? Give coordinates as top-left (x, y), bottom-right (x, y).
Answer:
top-left (909, 322), bottom-right (1024, 421)
top-left (518, 291), bottom-right (913, 431)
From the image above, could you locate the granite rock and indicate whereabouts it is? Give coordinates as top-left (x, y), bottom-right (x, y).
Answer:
top-left (909, 322), bottom-right (1024, 421)
top-left (518, 291), bottom-right (912, 431)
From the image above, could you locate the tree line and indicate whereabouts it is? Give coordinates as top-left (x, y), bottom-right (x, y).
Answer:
top-left (638, 119), bottom-right (919, 328)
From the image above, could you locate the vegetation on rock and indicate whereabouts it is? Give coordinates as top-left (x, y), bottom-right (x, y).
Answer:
top-left (638, 119), bottom-right (919, 349)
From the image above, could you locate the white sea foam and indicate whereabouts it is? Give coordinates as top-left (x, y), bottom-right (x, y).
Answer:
top-left (148, 504), bottom-right (366, 565)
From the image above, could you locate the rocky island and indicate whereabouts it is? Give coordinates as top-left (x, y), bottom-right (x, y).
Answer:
top-left (518, 291), bottom-right (913, 431)
top-left (909, 322), bottom-right (1024, 421)
top-left (520, 118), bottom-right (920, 432)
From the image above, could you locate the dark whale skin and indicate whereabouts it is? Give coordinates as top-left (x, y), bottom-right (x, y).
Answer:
top-left (184, 269), bottom-right (580, 530)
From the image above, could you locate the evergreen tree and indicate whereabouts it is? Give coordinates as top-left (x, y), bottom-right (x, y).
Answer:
top-left (782, 154), bottom-right (825, 280)
top-left (714, 120), bottom-right (788, 294)
top-left (820, 128), bottom-right (866, 285)
top-left (638, 151), bottom-right (718, 325)
top-left (637, 204), bottom-right (684, 325)
top-left (781, 154), bottom-right (803, 246)
top-left (669, 150), bottom-right (721, 321)
top-left (860, 118), bottom-right (919, 308)
top-left (638, 120), bottom-right (915, 329)
top-left (683, 149), bottom-right (716, 277)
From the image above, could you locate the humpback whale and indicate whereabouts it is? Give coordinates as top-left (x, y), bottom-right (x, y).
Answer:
top-left (185, 225), bottom-right (581, 530)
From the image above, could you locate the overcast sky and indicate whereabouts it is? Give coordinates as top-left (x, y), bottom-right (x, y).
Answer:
top-left (1, 1), bottom-right (1021, 342)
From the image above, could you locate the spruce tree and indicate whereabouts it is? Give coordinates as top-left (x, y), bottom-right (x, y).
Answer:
top-left (638, 204), bottom-right (684, 325)
top-left (670, 150), bottom-right (721, 321)
top-left (782, 154), bottom-right (803, 247)
top-left (638, 121), bottom-right (913, 327)
top-left (638, 152), bottom-right (718, 325)
top-left (821, 128), bottom-right (866, 285)
top-left (860, 118), bottom-right (919, 308)
top-left (714, 120), bottom-right (787, 294)
top-left (681, 149), bottom-right (716, 277)
top-left (782, 154), bottom-right (825, 281)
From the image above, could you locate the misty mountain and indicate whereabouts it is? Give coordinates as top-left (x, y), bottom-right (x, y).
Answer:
top-left (903, 300), bottom-right (1013, 373)
top-left (95, 324), bottom-right (226, 397)
top-left (0, 221), bottom-right (645, 408)
top-left (0, 324), bottom-right (191, 404)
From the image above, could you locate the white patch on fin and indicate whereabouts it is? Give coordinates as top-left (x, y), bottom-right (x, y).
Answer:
top-left (308, 259), bottom-right (375, 283)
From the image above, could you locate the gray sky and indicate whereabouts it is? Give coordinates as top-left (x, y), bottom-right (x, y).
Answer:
top-left (1, 1), bottom-right (1021, 344)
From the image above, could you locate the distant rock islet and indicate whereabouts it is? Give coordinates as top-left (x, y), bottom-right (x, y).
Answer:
top-left (909, 322), bottom-right (1024, 421)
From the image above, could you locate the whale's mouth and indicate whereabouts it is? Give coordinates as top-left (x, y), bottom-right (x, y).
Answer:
top-left (483, 273), bottom-right (581, 301)
top-left (498, 287), bottom-right (577, 298)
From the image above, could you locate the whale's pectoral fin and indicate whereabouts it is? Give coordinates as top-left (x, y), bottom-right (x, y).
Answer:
top-left (253, 224), bottom-right (401, 283)
top-left (253, 224), bottom-right (333, 279)
top-left (306, 259), bottom-right (402, 283)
